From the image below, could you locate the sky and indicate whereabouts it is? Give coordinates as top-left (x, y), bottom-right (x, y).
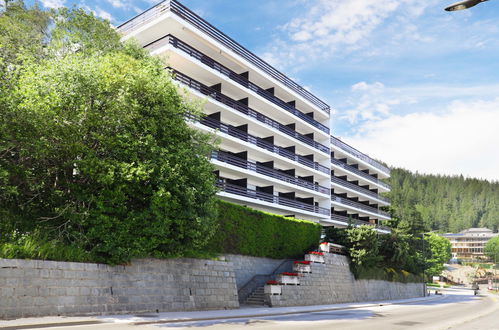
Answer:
top-left (31, 0), bottom-right (499, 182)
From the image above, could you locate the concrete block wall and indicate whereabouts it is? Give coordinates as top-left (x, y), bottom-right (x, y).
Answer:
top-left (0, 258), bottom-right (239, 319)
top-left (267, 253), bottom-right (424, 307)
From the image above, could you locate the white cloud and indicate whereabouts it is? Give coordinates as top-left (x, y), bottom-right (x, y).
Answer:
top-left (343, 98), bottom-right (499, 182)
top-left (261, 0), bottom-right (440, 69)
top-left (94, 7), bottom-right (113, 21)
top-left (106, 0), bottom-right (125, 9)
top-left (336, 81), bottom-right (499, 125)
top-left (41, 0), bottom-right (65, 9)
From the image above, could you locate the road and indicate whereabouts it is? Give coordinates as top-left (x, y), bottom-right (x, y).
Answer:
top-left (3, 289), bottom-right (499, 330)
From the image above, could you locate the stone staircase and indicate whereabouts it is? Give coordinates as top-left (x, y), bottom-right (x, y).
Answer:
top-left (245, 286), bottom-right (266, 305)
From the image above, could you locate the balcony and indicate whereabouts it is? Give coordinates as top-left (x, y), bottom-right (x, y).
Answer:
top-left (171, 69), bottom-right (329, 153)
top-left (331, 158), bottom-right (390, 190)
top-left (331, 176), bottom-right (389, 203)
top-left (330, 214), bottom-right (391, 231)
top-left (212, 150), bottom-right (329, 195)
top-left (148, 35), bottom-right (330, 135)
top-left (216, 180), bottom-right (330, 216)
top-left (198, 115), bottom-right (330, 174)
top-left (117, 0), bottom-right (330, 114)
top-left (331, 195), bottom-right (390, 218)
top-left (331, 136), bottom-right (390, 175)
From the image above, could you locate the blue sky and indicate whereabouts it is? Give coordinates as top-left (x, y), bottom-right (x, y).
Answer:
top-left (34, 0), bottom-right (499, 181)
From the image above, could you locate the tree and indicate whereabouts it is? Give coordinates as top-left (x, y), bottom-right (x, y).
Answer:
top-left (347, 225), bottom-right (382, 269)
top-left (0, 4), bottom-right (218, 263)
top-left (425, 233), bottom-right (452, 277)
top-left (484, 237), bottom-right (499, 264)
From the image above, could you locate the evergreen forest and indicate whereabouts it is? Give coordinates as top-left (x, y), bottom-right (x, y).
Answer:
top-left (388, 168), bottom-right (499, 233)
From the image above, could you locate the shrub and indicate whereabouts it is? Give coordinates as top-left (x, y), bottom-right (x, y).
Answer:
top-left (205, 200), bottom-right (321, 259)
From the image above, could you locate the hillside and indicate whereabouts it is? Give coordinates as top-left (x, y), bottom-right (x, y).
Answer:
top-left (388, 168), bottom-right (499, 233)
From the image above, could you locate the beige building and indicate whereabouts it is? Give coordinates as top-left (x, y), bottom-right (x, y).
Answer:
top-left (442, 228), bottom-right (499, 261)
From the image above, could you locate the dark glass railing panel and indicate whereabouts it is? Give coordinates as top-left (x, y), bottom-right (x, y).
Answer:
top-left (331, 195), bottom-right (390, 218)
top-left (331, 158), bottom-right (390, 189)
top-left (117, 0), bottom-right (331, 113)
top-left (330, 136), bottom-right (390, 174)
top-left (330, 214), bottom-right (391, 231)
top-left (331, 176), bottom-right (390, 203)
top-left (145, 35), bottom-right (330, 134)
top-left (196, 115), bottom-right (330, 174)
top-left (212, 151), bottom-right (329, 195)
top-left (216, 180), bottom-right (330, 216)
top-left (169, 68), bottom-right (329, 153)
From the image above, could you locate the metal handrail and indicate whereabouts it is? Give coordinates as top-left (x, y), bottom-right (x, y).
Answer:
top-left (216, 180), bottom-right (330, 216)
top-left (330, 214), bottom-right (391, 231)
top-left (183, 96), bottom-right (330, 175)
top-left (331, 158), bottom-right (390, 189)
top-left (237, 259), bottom-right (293, 303)
top-left (331, 195), bottom-right (390, 217)
top-left (331, 136), bottom-right (390, 174)
top-left (169, 68), bottom-right (329, 152)
top-left (212, 151), bottom-right (329, 195)
top-left (331, 176), bottom-right (390, 203)
top-left (146, 35), bottom-right (330, 135)
top-left (117, 0), bottom-right (331, 113)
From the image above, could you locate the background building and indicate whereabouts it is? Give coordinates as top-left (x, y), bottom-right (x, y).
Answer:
top-left (442, 228), bottom-right (499, 261)
top-left (117, 0), bottom-right (391, 231)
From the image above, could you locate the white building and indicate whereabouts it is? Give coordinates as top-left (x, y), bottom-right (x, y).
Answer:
top-left (442, 228), bottom-right (499, 261)
top-left (118, 0), bottom-right (391, 231)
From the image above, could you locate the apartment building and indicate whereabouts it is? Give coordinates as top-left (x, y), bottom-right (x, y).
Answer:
top-left (442, 228), bottom-right (499, 261)
top-left (117, 0), bottom-right (391, 231)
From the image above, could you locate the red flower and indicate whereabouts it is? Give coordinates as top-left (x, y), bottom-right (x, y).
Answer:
top-left (309, 251), bottom-right (324, 256)
top-left (294, 260), bottom-right (311, 265)
top-left (266, 280), bottom-right (280, 285)
top-left (281, 272), bottom-right (299, 276)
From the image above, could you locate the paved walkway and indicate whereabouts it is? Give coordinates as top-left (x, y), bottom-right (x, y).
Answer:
top-left (0, 294), bottom-right (444, 329)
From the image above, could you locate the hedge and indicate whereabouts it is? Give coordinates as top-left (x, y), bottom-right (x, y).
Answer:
top-left (205, 200), bottom-right (321, 259)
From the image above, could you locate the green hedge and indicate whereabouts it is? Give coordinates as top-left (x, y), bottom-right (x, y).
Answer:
top-left (205, 200), bottom-right (321, 259)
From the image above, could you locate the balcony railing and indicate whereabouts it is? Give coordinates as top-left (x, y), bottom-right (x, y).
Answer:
top-left (331, 158), bottom-right (390, 190)
top-left (146, 35), bottom-right (330, 135)
top-left (331, 195), bottom-right (390, 218)
top-left (117, 0), bottom-right (331, 113)
top-left (212, 150), bottom-right (329, 195)
top-left (170, 69), bottom-right (329, 152)
top-left (330, 214), bottom-right (391, 231)
top-left (198, 116), bottom-right (330, 174)
top-left (330, 136), bottom-right (390, 174)
top-left (331, 176), bottom-right (390, 203)
top-left (216, 180), bottom-right (330, 216)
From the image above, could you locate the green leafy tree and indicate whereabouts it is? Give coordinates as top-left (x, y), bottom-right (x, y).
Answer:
top-left (0, 4), bottom-right (218, 263)
top-left (425, 233), bottom-right (452, 277)
top-left (347, 225), bottom-right (382, 269)
top-left (484, 237), bottom-right (499, 264)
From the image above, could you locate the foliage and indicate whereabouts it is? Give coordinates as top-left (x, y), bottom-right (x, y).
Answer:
top-left (389, 168), bottom-right (499, 232)
top-left (346, 225), bottom-right (383, 270)
top-left (205, 200), bottom-right (321, 259)
top-left (324, 226), bottom-right (351, 248)
top-left (484, 237), bottom-right (499, 263)
top-left (425, 233), bottom-right (452, 277)
top-left (0, 3), bottom-right (218, 264)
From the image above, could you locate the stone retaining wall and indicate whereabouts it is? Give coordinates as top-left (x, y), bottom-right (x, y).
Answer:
top-left (0, 258), bottom-right (239, 319)
top-left (267, 254), bottom-right (424, 307)
top-left (224, 254), bottom-right (291, 289)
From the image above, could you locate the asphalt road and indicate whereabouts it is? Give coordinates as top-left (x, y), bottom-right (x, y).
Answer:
top-left (146, 290), bottom-right (499, 330)
top-left (3, 289), bottom-right (498, 330)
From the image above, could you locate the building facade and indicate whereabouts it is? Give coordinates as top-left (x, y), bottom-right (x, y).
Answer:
top-left (442, 228), bottom-right (499, 261)
top-left (117, 0), bottom-right (391, 231)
